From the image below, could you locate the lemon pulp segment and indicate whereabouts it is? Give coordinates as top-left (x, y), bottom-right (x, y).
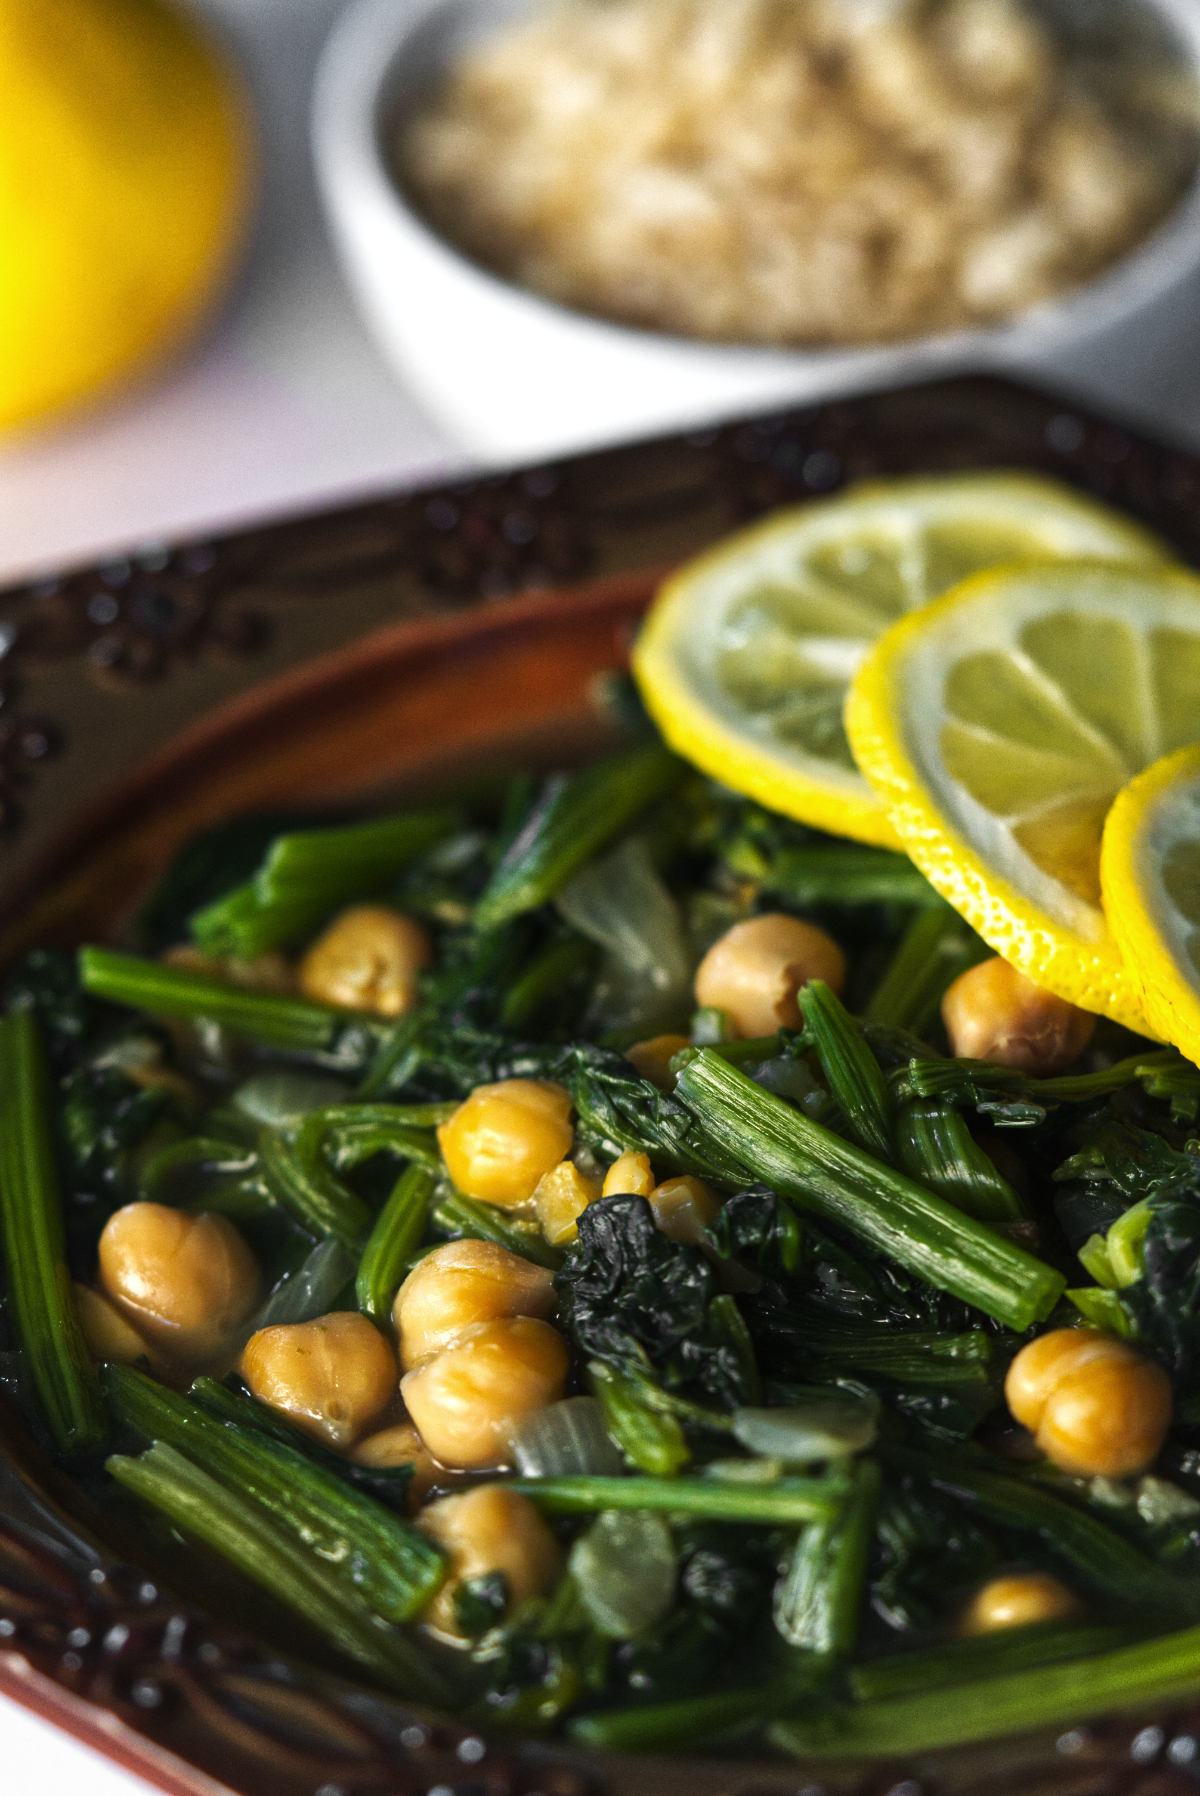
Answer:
top-left (1102, 746), bottom-right (1200, 1061)
top-left (632, 473), bottom-right (1170, 847)
top-left (846, 561), bottom-right (1200, 1031)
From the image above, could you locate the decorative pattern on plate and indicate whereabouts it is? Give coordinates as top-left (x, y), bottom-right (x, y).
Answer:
top-left (0, 711), bottom-right (57, 830)
top-left (1, 545), bottom-right (264, 689)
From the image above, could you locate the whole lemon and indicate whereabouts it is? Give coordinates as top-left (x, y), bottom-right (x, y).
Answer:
top-left (0, 0), bottom-right (256, 434)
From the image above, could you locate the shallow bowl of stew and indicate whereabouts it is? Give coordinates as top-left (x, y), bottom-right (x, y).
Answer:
top-left (7, 376), bottom-right (1200, 1796)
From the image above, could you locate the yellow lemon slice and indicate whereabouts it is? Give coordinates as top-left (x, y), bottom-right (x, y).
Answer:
top-left (633, 473), bottom-right (1170, 849)
top-left (1102, 746), bottom-right (1200, 1060)
top-left (845, 561), bottom-right (1200, 1032)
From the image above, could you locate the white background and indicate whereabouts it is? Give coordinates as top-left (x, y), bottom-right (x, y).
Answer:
top-left (6, 1), bottom-right (1200, 1790)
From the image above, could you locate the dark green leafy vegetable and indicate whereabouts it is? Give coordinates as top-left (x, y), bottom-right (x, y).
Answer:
top-left (587, 1359), bottom-right (691, 1475)
top-left (773, 1624), bottom-right (1200, 1759)
top-left (863, 903), bottom-right (988, 1036)
top-left (104, 1364), bottom-right (445, 1621)
top-left (60, 1063), bottom-right (171, 1179)
top-left (474, 743), bottom-right (683, 932)
top-left (0, 1012), bottom-right (107, 1455)
top-left (12, 747), bottom-right (1200, 1751)
top-left (891, 1048), bottom-right (1185, 1110)
top-left (567, 1683), bottom-right (796, 1752)
top-left (78, 948), bottom-right (355, 1054)
top-left (1121, 1200), bottom-right (1200, 1379)
top-left (870, 1480), bottom-right (999, 1632)
top-left (674, 1050), bottom-right (1065, 1330)
top-left (562, 1042), bottom-right (746, 1183)
top-left (886, 1445), bottom-right (1185, 1608)
top-left (189, 809), bottom-right (460, 957)
top-left (356, 1162), bottom-right (436, 1319)
top-left (721, 826), bottom-right (937, 910)
top-left (510, 1471), bottom-right (849, 1524)
top-left (849, 1618), bottom-right (1143, 1702)
top-left (774, 1458), bottom-right (880, 1655)
top-left (799, 980), bottom-right (893, 1163)
top-left (432, 1186), bottom-right (563, 1268)
top-left (895, 1100), bottom-right (1026, 1224)
top-left (555, 1194), bottom-right (753, 1409)
top-left (6, 948), bottom-right (99, 1069)
top-left (108, 1442), bottom-right (450, 1701)
top-left (256, 1126), bottom-right (373, 1250)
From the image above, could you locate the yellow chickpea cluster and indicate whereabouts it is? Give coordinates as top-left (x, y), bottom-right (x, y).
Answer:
top-left (437, 1078), bottom-right (574, 1208)
top-left (960, 1571), bottom-right (1080, 1635)
top-left (388, 1235), bottom-right (572, 1631)
top-left (941, 956), bottom-right (1096, 1076)
top-left (82, 1200), bottom-right (262, 1377)
top-left (695, 913), bottom-right (845, 1038)
top-left (299, 906), bottom-right (432, 1017)
top-left (393, 1237), bottom-right (568, 1469)
top-left (241, 1312), bottom-right (397, 1449)
top-left (1005, 1327), bottom-right (1172, 1479)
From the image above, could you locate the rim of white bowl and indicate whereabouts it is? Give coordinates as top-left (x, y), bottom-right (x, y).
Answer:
top-left (312, 0), bottom-right (1200, 381)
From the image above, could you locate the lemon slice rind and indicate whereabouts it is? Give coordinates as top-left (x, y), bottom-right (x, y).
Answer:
top-left (1102, 746), bottom-right (1200, 1061)
top-left (633, 472), bottom-right (1170, 849)
top-left (845, 559), bottom-right (1200, 1032)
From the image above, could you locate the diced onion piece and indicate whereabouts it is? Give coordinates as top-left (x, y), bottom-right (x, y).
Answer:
top-left (250, 1238), bottom-right (357, 1331)
top-left (733, 1392), bottom-right (878, 1462)
top-left (569, 1510), bottom-right (677, 1639)
top-left (232, 1069), bottom-right (348, 1136)
top-left (557, 838), bottom-right (692, 1033)
top-left (508, 1395), bottom-right (626, 1478)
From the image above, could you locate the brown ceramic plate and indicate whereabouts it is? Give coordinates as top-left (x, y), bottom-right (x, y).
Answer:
top-left (4, 376), bottom-right (1200, 1796)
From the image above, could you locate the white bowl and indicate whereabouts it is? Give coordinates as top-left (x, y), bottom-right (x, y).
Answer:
top-left (312, 0), bottom-right (1200, 465)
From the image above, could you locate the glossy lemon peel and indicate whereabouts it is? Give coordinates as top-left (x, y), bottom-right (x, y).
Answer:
top-left (845, 560), bottom-right (1200, 1034)
top-left (1102, 746), bottom-right (1200, 1063)
top-left (633, 472), bottom-right (1170, 849)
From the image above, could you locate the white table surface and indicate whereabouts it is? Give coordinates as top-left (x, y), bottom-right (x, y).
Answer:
top-left (7, 2), bottom-right (1200, 1790)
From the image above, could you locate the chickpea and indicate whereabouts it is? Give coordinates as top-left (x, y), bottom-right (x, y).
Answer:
top-left (532, 1159), bottom-right (601, 1245)
top-left (941, 957), bottom-right (1096, 1074)
top-left (960, 1572), bottom-right (1081, 1636)
top-left (392, 1239), bottom-right (556, 1370)
top-left (648, 1175), bottom-right (721, 1247)
top-left (352, 1421), bottom-right (438, 1510)
top-left (417, 1484), bottom-right (562, 1637)
top-left (625, 1034), bottom-right (691, 1090)
top-left (1005, 1327), bottom-right (1172, 1478)
top-left (437, 1079), bottom-right (574, 1208)
top-left (241, 1311), bottom-right (397, 1450)
top-left (694, 914), bottom-right (846, 1038)
top-left (298, 906), bottom-right (432, 1017)
top-left (98, 1202), bottom-right (261, 1370)
top-left (75, 1283), bottom-right (153, 1368)
top-left (401, 1315), bottom-right (569, 1469)
top-left (602, 1149), bottom-right (656, 1199)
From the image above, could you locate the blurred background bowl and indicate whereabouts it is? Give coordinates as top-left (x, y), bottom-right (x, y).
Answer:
top-left (312, 0), bottom-right (1200, 465)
